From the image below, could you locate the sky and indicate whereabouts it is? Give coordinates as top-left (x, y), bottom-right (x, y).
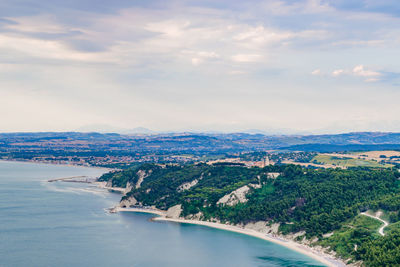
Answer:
top-left (0, 0), bottom-right (400, 134)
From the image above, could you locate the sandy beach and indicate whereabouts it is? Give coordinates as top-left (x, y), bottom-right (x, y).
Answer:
top-left (94, 181), bottom-right (127, 193)
top-left (113, 207), bottom-right (166, 216)
top-left (114, 207), bottom-right (345, 267)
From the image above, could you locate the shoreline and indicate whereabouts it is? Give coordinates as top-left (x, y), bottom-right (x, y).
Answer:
top-left (0, 158), bottom-right (114, 172)
top-left (113, 207), bottom-right (166, 216)
top-left (0, 159), bottom-right (118, 188)
top-left (29, 159), bottom-right (346, 267)
top-left (114, 207), bottom-right (345, 267)
top-left (94, 181), bottom-right (127, 194)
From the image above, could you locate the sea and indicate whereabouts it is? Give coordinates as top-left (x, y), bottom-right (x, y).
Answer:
top-left (0, 160), bottom-right (325, 267)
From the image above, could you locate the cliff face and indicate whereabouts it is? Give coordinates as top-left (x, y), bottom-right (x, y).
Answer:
top-left (216, 184), bottom-right (261, 206)
top-left (118, 169), bottom-right (153, 206)
top-left (125, 181), bottom-right (133, 193)
top-left (120, 196), bottom-right (137, 207)
top-left (166, 205), bottom-right (182, 219)
top-left (102, 163), bottom-right (271, 212)
top-left (177, 179), bottom-right (199, 192)
top-left (243, 221), bottom-right (280, 235)
top-left (135, 169), bottom-right (151, 189)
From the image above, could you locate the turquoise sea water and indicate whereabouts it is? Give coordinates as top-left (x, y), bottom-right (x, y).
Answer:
top-left (0, 161), bottom-right (325, 267)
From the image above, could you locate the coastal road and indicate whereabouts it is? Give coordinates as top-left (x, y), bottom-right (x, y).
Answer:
top-left (360, 212), bottom-right (389, 236)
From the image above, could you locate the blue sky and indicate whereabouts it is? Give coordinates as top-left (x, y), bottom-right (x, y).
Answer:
top-left (0, 0), bottom-right (399, 133)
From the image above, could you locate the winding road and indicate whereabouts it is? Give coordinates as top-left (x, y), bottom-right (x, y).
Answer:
top-left (360, 212), bottom-right (389, 236)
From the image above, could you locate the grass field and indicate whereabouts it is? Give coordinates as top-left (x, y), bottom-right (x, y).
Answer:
top-left (317, 215), bottom-right (383, 260)
top-left (384, 221), bottom-right (400, 234)
top-left (312, 154), bottom-right (393, 168)
top-left (350, 150), bottom-right (400, 161)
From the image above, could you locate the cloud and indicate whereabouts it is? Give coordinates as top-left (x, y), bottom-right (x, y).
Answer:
top-left (311, 69), bottom-right (321, 75)
top-left (330, 65), bottom-right (382, 82)
top-left (184, 50), bottom-right (220, 66)
top-left (332, 69), bottom-right (345, 77)
top-left (228, 70), bottom-right (247, 75)
top-left (332, 39), bottom-right (385, 47)
top-left (304, 0), bottom-right (334, 13)
top-left (191, 58), bottom-right (202, 66)
top-left (1, 1), bottom-right (392, 71)
top-left (0, 34), bottom-right (115, 63)
top-left (233, 26), bottom-right (293, 48)
top-left (352, 65), bottom-right (381, 78)
top-left (231, 54), bottom-right (263, 63)
top-left (1, 0), bottom-right (400, 132)
top-left (145, 20), bottom-right (191, 38)
top-left (4, 15), bottom-right (71, 34)
top-left (259, 0), bottom-right (334, 15)
top-left (352, 65), bottom-right (382, 82)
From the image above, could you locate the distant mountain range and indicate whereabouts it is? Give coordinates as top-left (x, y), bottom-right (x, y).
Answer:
top-left (2, 131), bottom-right (400, 154)
top-left (76, 124), bottom-right (155, 134)
top-left (76, 124), bottom-right (309, 135)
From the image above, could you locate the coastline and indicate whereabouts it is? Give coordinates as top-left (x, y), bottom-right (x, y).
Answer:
top-left (114, 207), bottom-right (166, 216)
top-left (95, 181), bottom-right (128, 194)
top-left (25, 159), bottom-right (346, 267)
top-left (114, 207), bottom-right (346, 267)
top-left (0, 158), bottom-right (114, 172)
top-left (1, 159), bottom-right (345, 265)
top-left (0, 159), bottom-right (117, 188)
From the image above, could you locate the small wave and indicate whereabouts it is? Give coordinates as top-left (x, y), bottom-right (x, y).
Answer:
top-left (41, 181), bottom-right (107, 197)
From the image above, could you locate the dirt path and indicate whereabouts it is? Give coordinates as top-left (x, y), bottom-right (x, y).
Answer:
top-left (360, 212), bottom-right (389, 236)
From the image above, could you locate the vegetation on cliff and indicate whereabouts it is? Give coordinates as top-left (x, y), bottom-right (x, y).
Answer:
top-left (100, 163), bottom-right (400, 265)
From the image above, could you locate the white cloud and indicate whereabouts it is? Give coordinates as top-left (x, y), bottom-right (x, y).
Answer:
top-left (184, 50), bottom-right (220, 66)
top-left (352, 65), bottom-right (382, 82)
top-left (332, 69), bottom-right (344, 77)
top-left (330, 65), bottom-right (382, 82)
top-left (1, 1), bottom-right (400, 132)
top-left (352, 65), bottom-right (381, 78)
top-left (304, 0), bottom-right (333, 13)
top-left (259, 0), bottom-right (334, 15)
top-left (197, 51), bottom-right (220, 59)
top-left (295, 30), bottom-right (331, 40)
top-left (365, 78), bottom-right (380, 82)
top-left (0, 34), bottom-right (115, 63)
top-left (4, 15), bottom-right (72, 34)
top-left (332, 40), bottom-right (385, 47)
top-left (311, 69), bottom-right (321, 75)
top-left (231, 54), bottom-right (263, 63)
top-left (233, 26), bottom-right (293, 48)
top-left (145, 20), bottom-right (191, 38)
top-left (191, 58), bottom-right (202, 66)
top-left (0, 3), bottom-right (368, 71)
top-left (228, 70), bottom-right (247, 75)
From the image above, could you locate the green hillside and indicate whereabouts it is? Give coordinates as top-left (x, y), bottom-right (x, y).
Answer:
top-left (100, 163), bottom-right (400, 265)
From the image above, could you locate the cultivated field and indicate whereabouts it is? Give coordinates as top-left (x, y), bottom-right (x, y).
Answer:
top-left (311, 154), bottom-right (394, 168)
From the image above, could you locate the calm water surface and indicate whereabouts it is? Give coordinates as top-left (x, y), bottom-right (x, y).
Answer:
top-left (0, 161), bottom-right (325, 267)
